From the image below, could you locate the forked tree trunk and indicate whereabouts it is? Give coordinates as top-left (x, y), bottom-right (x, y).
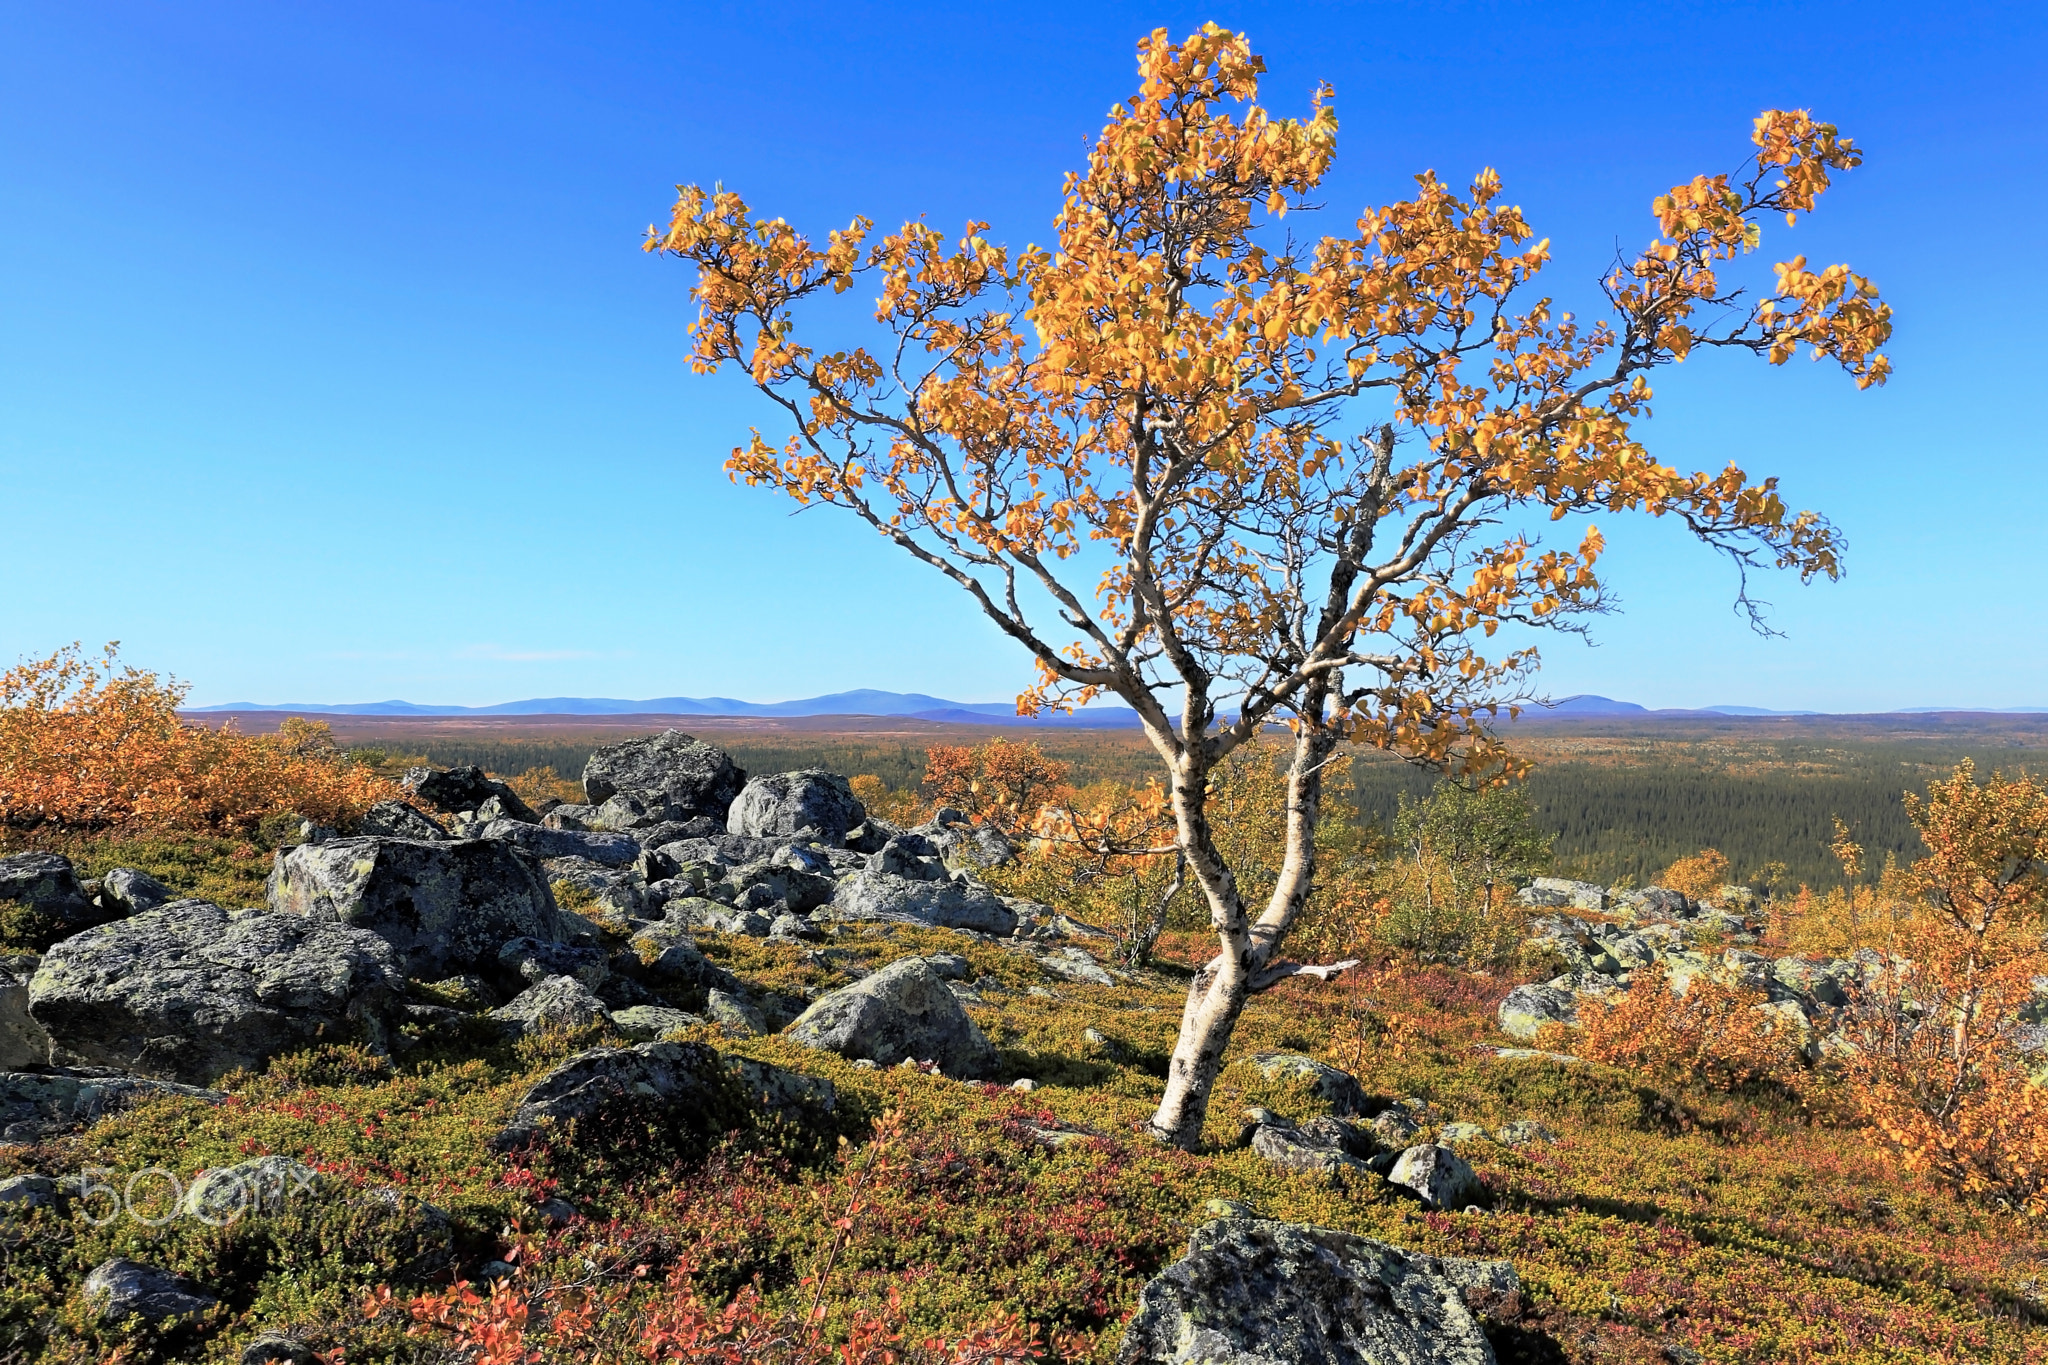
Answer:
top-left (1145, 719), bottom-right (1337, 1148)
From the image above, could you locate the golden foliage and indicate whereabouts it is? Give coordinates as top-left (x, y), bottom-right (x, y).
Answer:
top-left (1567, 964), bottom-right (1807, 1092)
top-left (1660, 847), bottom-right (1732, 904)
top-left (1837, 762), bottom-right (2048, 1213)
top-left (0, 643), bottom-right (398, 836)
top-left (923, 739), bottom-right (1072, 835)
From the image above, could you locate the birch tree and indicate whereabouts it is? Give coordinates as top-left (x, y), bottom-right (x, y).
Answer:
top-left (645, 24), bottom-right (1891, 1147)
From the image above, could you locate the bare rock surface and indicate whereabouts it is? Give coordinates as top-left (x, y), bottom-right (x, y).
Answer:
top-left (268, 836), bottom-right (565, 978)
top-left (786, 956), bottom-right (1000, 1077)
top-left (29, 901), bottom-right (403, 1085)
top-left (727, 769), bottom-right (866, 843)
top-left (82, 1257), bottom-right (219, 1325)
top-left (0, 1066), bottom-right (224, 1142)
top-left (1118, 1217), bottom-right (1510, 1365)
top-left (582, 730), bottom-right (746, 821)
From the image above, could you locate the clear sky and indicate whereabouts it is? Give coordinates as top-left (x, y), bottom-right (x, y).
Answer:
top-left (2, 2), bottom-right (2042, 711)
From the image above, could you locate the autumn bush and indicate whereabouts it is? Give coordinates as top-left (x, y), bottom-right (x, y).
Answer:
top-left (0, 643), bottom-right (397, 838)
top-left (1562, 964), bottom-right (1810, 1094)
top-left (1660, 847), bottom-right (1733, 905)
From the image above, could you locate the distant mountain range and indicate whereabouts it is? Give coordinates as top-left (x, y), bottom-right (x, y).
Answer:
top-left (187, 689), bottom-right (1148, 727)
top-left (184, 690), bottom-right (2048, 724)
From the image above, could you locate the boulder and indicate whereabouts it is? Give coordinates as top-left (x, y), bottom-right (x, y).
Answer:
top-left (483, 820), bottom-right (639, 868)
top-left (1517, 876), bottom-right (1609, 911)
top-left (705, 988), bottom-right (766, 1035)
top-left (1038, 947), bottom-right (1116, 986)
top-left (611, 1004), bottom-right (703, 1040)
top-left (0, 852), bottom-right (107, 943)
top-left (356, 800), bottom-right (450, 841)
top-left (1117, 1218), bottom-right (1509, 1365)
top-left (0, 1173), bottom-right (62, 1212)
top-left (1249, 1120), bottom-right (1372, 1177)
top-left (625, 921), bottom-right (737, 990)
top-left (1370, 1107), bottom-right (1423, 1148)
top-left (1620, 886), bottom-right (1694, 921)
top-left (491, 976), bottom-right (611, 1036)
top-left (240, 1334), bottom-right (321, 1365)
top-left (786, 957), bottom-right (1000, 1077)
top-left (82, 1258), bottom-right (219, 1326)
top-left (1242, 1053), bottom-right (1369, 1117)
top-left (827, 870), bottom-right (1018, 935)
top-left (496, 936), bottom-right (608, 991)
top-left (1494, 1120), bottom-right (1557, 1146)
top-left (267, 836), bottom-right (565, 978)
top-left (0, 1066), bottom-right (223, 1143)
top-left (98, 866), bottom-right (174, 915)
top-left (492, 1040), bottom-right (829, 1152)
top-left (1497, 982), bottom-right (1580, 1041)
top-left (29, 902), bottom-right (404, 1085)
top-left (727, 770), bottom-right (865, 844)
top-left (403, 766), bottom-right (538, 822)
top-left (1386, 1144), bottom-right (1484, 1209)
top-left (0, 956), bottom-right (50, 1069)
top-left (582, 731), bottom-right (746, 821)
top-left (182, 1156), bottom-right (321, 1223)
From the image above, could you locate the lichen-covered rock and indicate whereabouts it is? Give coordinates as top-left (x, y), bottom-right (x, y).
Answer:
top-left (356, 800), bottom-right (450, 841)
top-left (99, 866), bottom-right (174, 915)
top-left (82, 1257), bottom-right (219, 1325)
top-left (826, 870), bottom-right (1018, 936)
top-left (268, 836), bottom-right (564, 978)
top-left (0, 956), bottom-right (49, 1069)
top-left (1117, 1217), bottom-right (1508, 1365)
top-left (181, 1156), bottom-right (322, 1223)
top-left (1242, 1053), bottom-right (1370, 1117)
top-left (582, 730), bottom-right (746, 821)
top-left (491, 976), bottom-right (611, 1036)
top-left (496, 936), bottom-right (608, 991)
top-left (1517, 876), bottom-right (1609, 911)
top-left (1249, 1121), bottom-right (1372, 1177)
top-left (29, 902), bottom-right (403, 1085)
top-left (705, 988), bottom-right (765, 1035)
top-left (1386, 1144), bottom-right (1483, 1209)
top-left (1497, 982), bottom-right (1580, 1041)
top-left (727, 770), bottom-right (865, 844)
top-left (625, 920), bottom-right (737, 991)
top-left (786, 957), bottom-right (1000, 1077)
top-left (611, 1005), bottom-right (703, 1040)
top-left (0, 1066), bottom-right (223, 1142)
top-left (0, 852), bottom-right (109, 944)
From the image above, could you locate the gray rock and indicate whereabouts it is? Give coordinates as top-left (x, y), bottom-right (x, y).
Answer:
top-left (1437, 1122), bottom-right (1487, 1145)
top-left (491, 976), bottom-right (611, 1036)
top-left (99, 866), bottom-right (174, 915)
top-left (1242, 1053), bottom-right (1370, 1117)
top-left (1773, 956), bottom-right (1848, 1008)
top-left (29, 902), bottom-right (404, 1085)
top-left (1386, 1144), bottom-right (1483, 1209)
top-left (769, 913), bottom-right (818, 940)
top-left (497, 936), bottom-right (608, 991)
top-left (611, 1005), bottom-right (703, 1040)
top-left (0, 1066), bottom-right (223, 1142)
top-left (82, 1257), bottom-right (219, 1325)
top-left (1494, 1120), bottom-right (1557, 1147)
top-left (492, 1040), bottom-right (824, 1152)
top-left (1497, 982), bottom-right (1580, 1041)
top-left (543, 803), bottom-right (598, 830)
top-left (625, 920), bottom-right (734, 990)
top-left (1117, 1218), bottom-right (1504, 1365)
top-left (582, 730), bottom-right (746, 821)
top-left (1039, 947), bottom-right (1116, 986)
top-left (705, 988), bottom-right (766, 1035)
top-left (0, 852), bottom-right (106, 938)
top-left (1370, 1107), bottom-right (1423, 1148)
top-left (727, 770), bottom-right (865, 844)
top-left (827, 870), bottom-right (1018, 935)
top-left (403, 766), bottom-right (538, 821)
top-left (1621, 886), bottom-right (1695, 921)
top-left (786, 957), bottom-right (1000, 1077)
top-left (267, 836), bottom-right (565, 978)
top-left (356, 800), bottom-right (450, 841)
top-left (0, 1173), bottom-right (61, 1211)
top-left (181, 1156), bottom-right (321, 1223)
top-left (482, 820), bottom-right (640, 868)
top-left (1250, 1121), bottom-right (1372, 1177)
top-left (1517, 876), bottom-right (1609, 911)
top-left (0, 956), bottom-right (50, 1069)
top-left (918, 952), bottom-right (974, 981)
top-left (240, 1333), bottom-right (321, 1365)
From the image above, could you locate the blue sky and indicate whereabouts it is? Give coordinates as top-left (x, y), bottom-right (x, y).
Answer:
top-left (2, 1), bottom-right (2042, 711)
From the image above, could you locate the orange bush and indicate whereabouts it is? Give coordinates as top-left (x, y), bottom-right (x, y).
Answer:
top-left (1565, 964), bottom-right (1807, 1092)
top-left (1660, 847), bottom-right (1731, 904)
top-left (0, 643), bottom-right (397, 835)
top-left (922, 740), bottom-right (1071, 836)
top-left (1837, 762), bottom-right (2048, 1213)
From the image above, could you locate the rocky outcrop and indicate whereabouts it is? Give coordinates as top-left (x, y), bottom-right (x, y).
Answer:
top-left (0, 1066), bottom-right (224, 1142)
top-left (786, 957), bottom-right (1000, 1077)
top-left (1497, 982), bottom-right (1581, 1042)
top-left (1118, 1218), bottom-right (1511, 1365)
top-left (582, 731), bottom-right (746, 822)
top-left (403, 766), bottom-right (538, 822)
top-left (1386, 1144), bottom-right (1484, 1210)
top-left (727, 770), bottom-right (865, 843)
top-left (267, 837), bottom-right (564, 978)
top-left (826, 869), bottom-right (1018, 935)
top-left (0, 852), bottom-right (110, 944)
top-left (482, 821), bottom-right (640, 868)
top-left (492, 1039), bottom-right (831, 1153)
top-left (356, 800), bottom-right (450, 840)
top-left (1242, 1053), bottom-right (1371, 1117)
top-left (28, 901), bottom-right (404, 1085)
